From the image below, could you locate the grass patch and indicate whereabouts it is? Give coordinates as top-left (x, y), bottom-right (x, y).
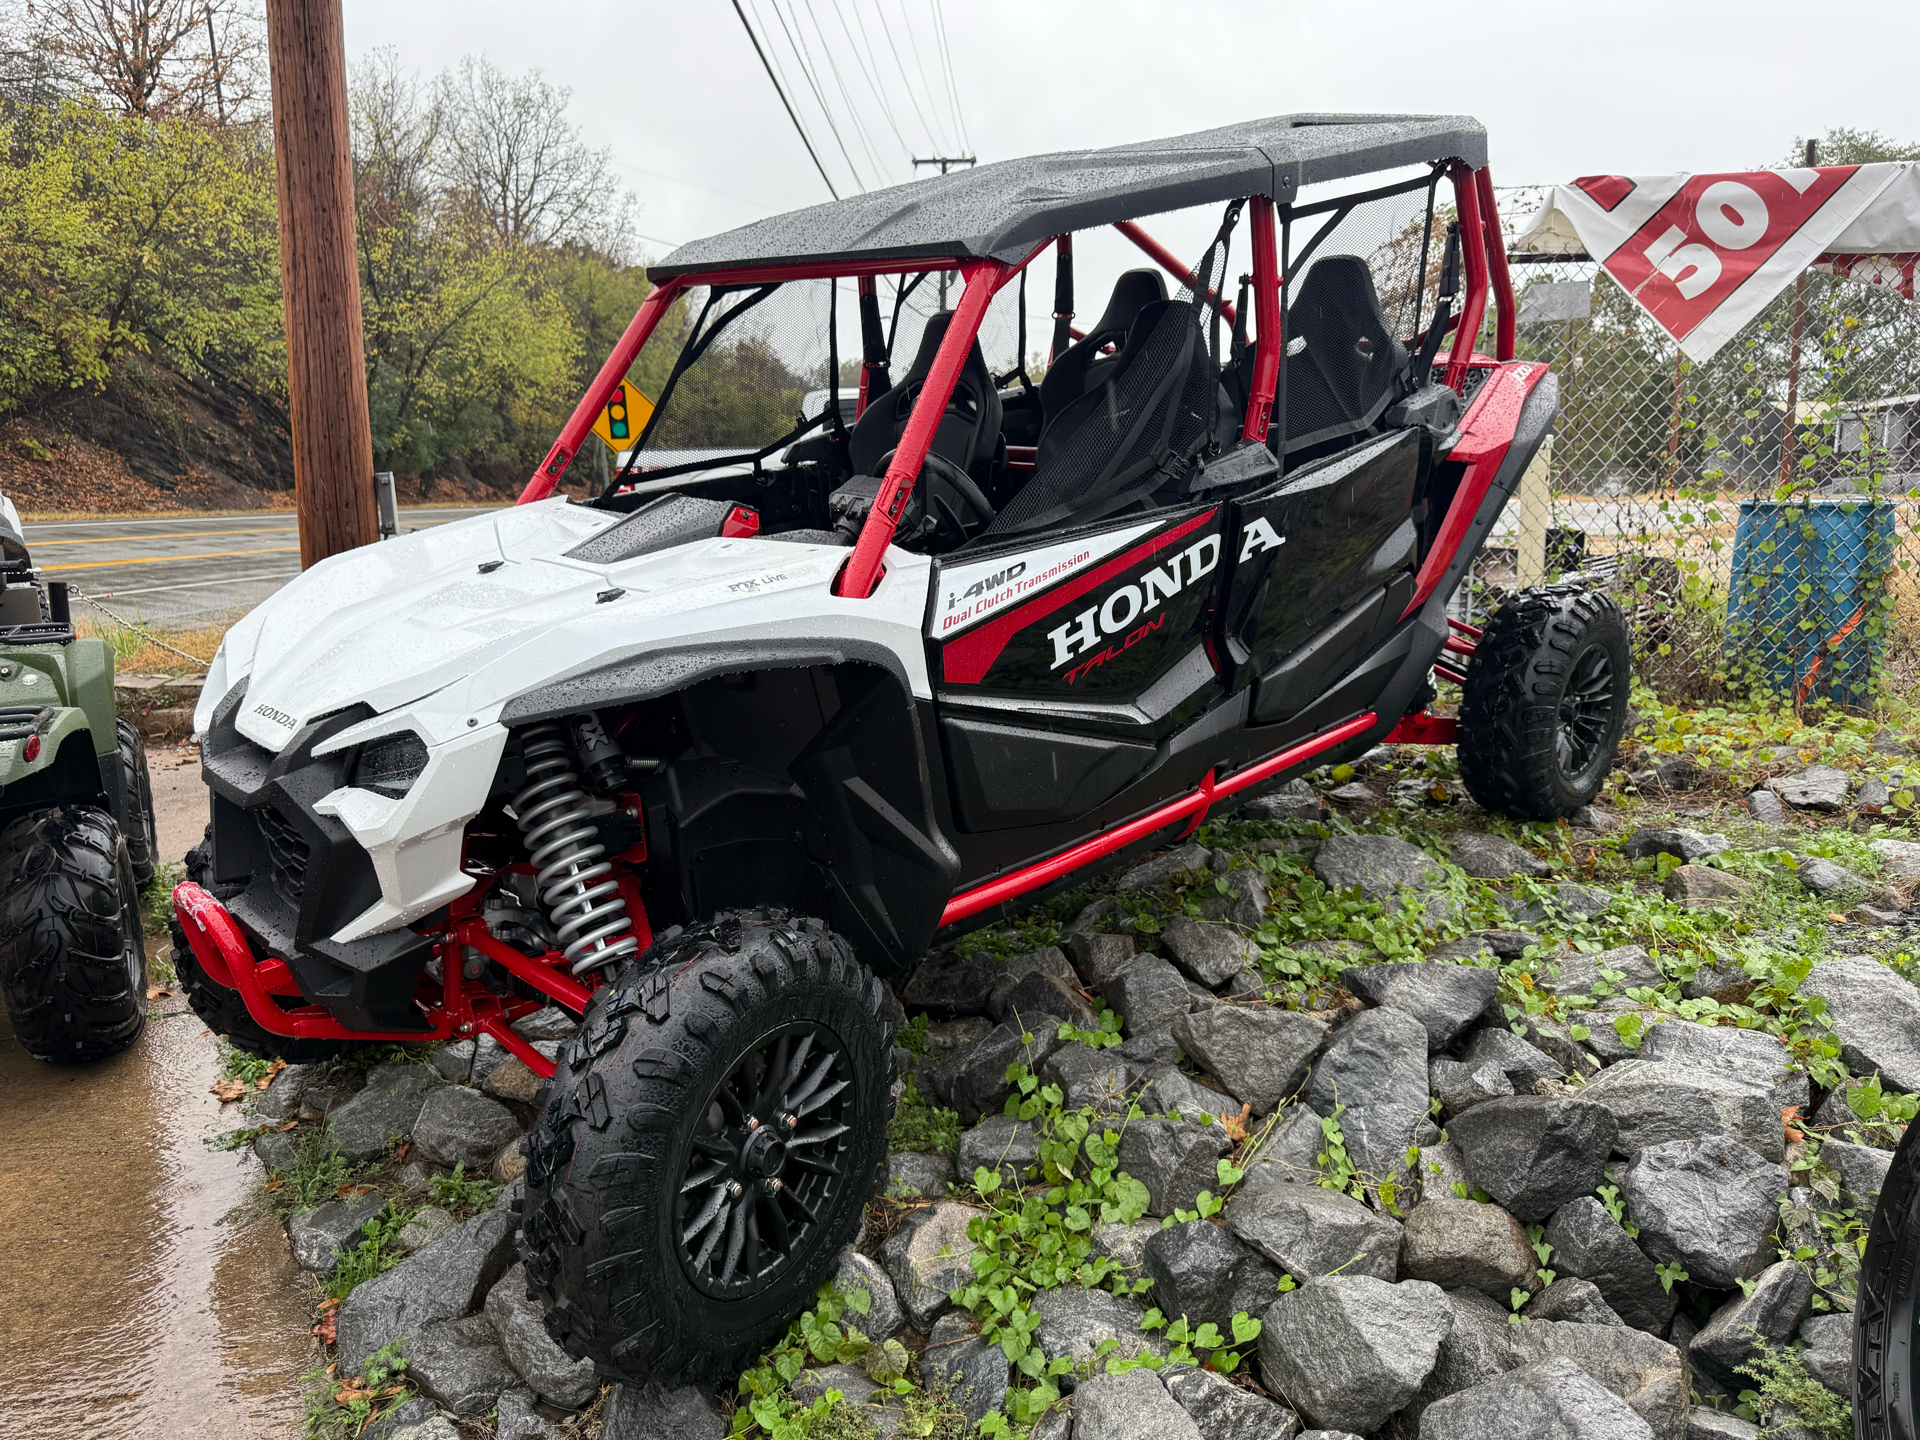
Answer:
top-left (141, 858), bottom-right (184, 942)
top-left (887, 1077), bottom-right (961, 1157)
top-left (427, 1161), bottom-right (499, 1215)
top-left (324, 1204), bottom-right (417, 1303)
top-left (302, 1339), bottom-right (414, 1438)
top-left (77, 615), bottom-right (225, 673)
top-left (267, 1130), bottom-right (365, 1215)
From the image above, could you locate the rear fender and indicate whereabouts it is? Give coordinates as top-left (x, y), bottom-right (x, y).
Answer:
top-left (0, 708), bottom-right (100, 810)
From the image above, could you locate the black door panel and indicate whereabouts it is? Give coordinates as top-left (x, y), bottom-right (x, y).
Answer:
top-left (1252, 587), bottom-right (1389, 724)
top-left (941, 714), bottom-right (1157, 831)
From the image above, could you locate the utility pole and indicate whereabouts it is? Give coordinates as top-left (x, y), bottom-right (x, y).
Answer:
top-left (266, 0), bottom-right (377, 568)
top-left (914, 155), bottom-right (975, 309)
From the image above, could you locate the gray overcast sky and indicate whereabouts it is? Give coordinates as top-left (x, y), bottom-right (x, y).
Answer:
top-left (345, 0), bottom-right (1921, 258)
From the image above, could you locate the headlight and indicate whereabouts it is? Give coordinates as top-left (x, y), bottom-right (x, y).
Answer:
top-left (352, 731), bottom-right (430, 798)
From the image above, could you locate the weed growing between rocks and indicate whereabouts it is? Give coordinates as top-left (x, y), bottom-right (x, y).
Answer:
top-left (302, 1339), bottom-right (414, 1439)
top-left (1733, 1335), bottom-right (1852, 1437)
top-left (426, 1160), bottom-right (499, 1214)
top-left (322, 1205), bottom-right (414, 1303)
top-left (889, 1078), bottom-right (963, 1156)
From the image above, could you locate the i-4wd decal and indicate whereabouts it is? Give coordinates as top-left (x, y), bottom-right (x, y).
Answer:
top-left (940, 509), bottom-right (1220, 690)
top-left (927, 521), bottom-right (1159, 639)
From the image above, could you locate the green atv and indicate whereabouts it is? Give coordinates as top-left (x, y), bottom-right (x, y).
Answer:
top-left (0, 493), bottom-right (157, 1063)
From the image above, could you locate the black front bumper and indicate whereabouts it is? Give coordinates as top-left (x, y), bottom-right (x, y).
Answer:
top-left (200, 684), bottom-right (433, 1032)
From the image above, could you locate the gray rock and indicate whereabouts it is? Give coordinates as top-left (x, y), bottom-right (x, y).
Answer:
top-left (1040, 1042), bottom-right (1139, 1115)
top-left (1111, 955), bottom-right (1202, 1037)
top-left (252, 1128), bottom-right (298, 1173)
top-left (832, 1249), bottom-right (903, 1339)
top-left (1689, 1259), bottom-right (1813, 1390)
top-left (1405, 1287), bottom-right (1528, 1419)
top-left (903, 950), bottom-right (998, 1014)
top-left (1143, 1219), bottom-right (1281, 1333)
top-left (1622, 1135), bottom-right (1788, 1289)
top-left (1451, 832), bottom-right (1553, 879)
top-left (1072, 1368), bottom-right (1201, 1439)
top-left (1120, 844), bottom-right (1215, 893)
top-left (324, 1063), bottom-right (443, 1164)
top-left (1246, 1103), bottom-right (1329, 1184)
top-left (1572, 804), bottom-right (1620, 832)
top-left (1259, 1275), bottom-right (1451, 1434)
top-left (1803, 955), bottom-right (1920, 1094)
top-left (479, 1045), bottom-right (558, 1106)
top-left (1226, 1178), bottom-right (1401, 1282)
top-left (360, 1396), bottom-right (439, 1439)
top-left (1163, 1363), bottom-right (1300, 1439)
top-left (1748, 791), bottom-right (1788, 824)
top-left (396, 1205), bottom-right (456, 1254)
top-left (1821, 1137), bottom-right (1894, 1207)
top-left (1525, 1277), bottom-right (1626, 1327)
top-left (1680, 959), bottom-right (1754, 1002)
top-left (1314, 834), bottom-right (1446, 897)
top-left (288, 1190), bottom-right (388, 1274)
top-left (925, 1014), bottom-right (996, 1056)
top-left (985, 945), bottom-right (1081, 1010)
top-left (1170, 1006), bottom-right (1327, 1112)
top-left (1430, 930), bottom-right (1541, 962)
top-left (1341, 963), bottom-right (1500, 1051)
top-left (1428, 1056), bottom-right (1514, 1119)
top-left (1327, 780), bottom-right (1381, 808)
top-left (483, 1262), bottom-right (597, 1407)
top-left (1687, 1406), bottom-right (1761, 1439)
top-left (1449, 1095), bottom-right (1618, 1221)
top-left (491, 1133), bottom-right (528, 1186)
top-left (1771, 767), bottom-right (1849, 810)
top-left (407, 1314), bottom-right (518, 1416)
top-left (1417, 1355), bottom-right (1654, 1439)
top-left (1399, 1197), bottom-right (1538, 1299)
top-left (1030, 1285), bottom-right (1164, 1373)
top-left (1542, 1196), bottom-right (1677, 1336)
top-left (602, 1382), bottom-right (728, 1439)
top-left (934, 1019), bottom-right (1064, 1124)
top-left (1622, 829), bottom-right (1729, 863)
top-left (958, 1116), bottom-right (1041, 1189)
top-left (1543, 946), bottom-right (1664, 999)
top-left (431, 1035), bottom-right (511, 1087)
top-left (248, 1061), bottom-right (319, 1122)
top-left (1580, 1060), bottom-right (1783, 1161)
top-left (1663, 866), bottom-right (1754, 907)
top-left (1210, 868), bottom-right (1271, 930)
top-left (299, 1080), bottom-right (343, 1121)
top-left (920, 1312), bottom-right (1009, 1429)
top-left (1118, 1117), bottom-right (1232, 1217)
top-left (790, 1361), bottom-right (879, 1409)
top-left (881, 1201), bottom-right (979, 1330)
top-left (1797, 857), bottom-right (1870, 897)
top-left (1162, 917), bottom-right (1262, 988)
top-left (1091, 1219), bottom-right (1162, 1276)
top-left (884, 1151), bottom-right (955, 1197)
top-left (1509, 882), bottom-right (1613, 927)
top-left (335, 1206), bottom-right (518, 1376)
top-left (1069, 932), bottom-right (1141, 990)
top-left (1463, 1027), bottom-right (1565, 1089)
top-left (511, 1006), bottom-right (576, 1041)
top-left (493, 1387), bottom-right (556, 1440)
top-left (1243, 778), bottom-right (1323, 822)
top-left (1304, 1006), bottom-right (1431, 1178)
top-left (1514, 1321), bottom-right (1688, 1436)
top-left (1641, 1021), bottom-right (1807, 1117)
top-left (1121, 1027), bottom-right (1187, 1069)
top-left (1568, 1002), bottom-right (1653, 1064)
top-left (1409, 1140), bottom-right (1472, 1204)
top-left (990, 971), bottom-right (1097, 1032)
top-left (1797, 1313), bottom-right (1852, 1395)
top-left (411, 1086), bottom-right (521, 1171)
top-left (1140, 1066), bottom-right (1241, 1123)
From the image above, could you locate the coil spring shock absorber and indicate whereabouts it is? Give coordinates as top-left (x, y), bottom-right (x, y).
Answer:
top-left (511, 720), bottom-right (640, 977)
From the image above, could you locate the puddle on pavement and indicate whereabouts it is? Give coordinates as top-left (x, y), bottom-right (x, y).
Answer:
top-left (0, 960), bottom-right (315, 1439)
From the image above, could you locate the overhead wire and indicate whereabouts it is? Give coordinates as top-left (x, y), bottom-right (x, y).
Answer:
top-left (762, 0), bottom-right (868, 192)
top-left (929, 0), bottom-right (971, 155)
top-left (800, 0), bottom-right (890, 183)
top-left (826, 0), bottom-right (913, 169)
top-left (896, 0), bottom-right (952, 153)
top-left (873, 0), bottom-right (948, 156)
top-left (729, 0), bottom-right (840, 199)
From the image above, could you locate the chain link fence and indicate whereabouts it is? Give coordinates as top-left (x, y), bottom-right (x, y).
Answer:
top-left (1452, 187), bottom-right (1920, 711)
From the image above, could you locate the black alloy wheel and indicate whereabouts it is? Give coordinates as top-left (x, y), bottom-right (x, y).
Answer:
top-left (677, 1023), bottom-right (853, 1297)
top-left (1459, 582), bottom-right (1632, 820)
top-left (519, 910), bottom-right (894, 1387)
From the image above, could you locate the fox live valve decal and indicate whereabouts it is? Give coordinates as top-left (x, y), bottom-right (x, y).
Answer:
top-left (592, 381), bottom-right (654, 452)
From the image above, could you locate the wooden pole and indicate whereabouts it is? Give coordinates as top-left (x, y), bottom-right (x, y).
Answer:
top-left (266, 0), bottom-right (376, 568)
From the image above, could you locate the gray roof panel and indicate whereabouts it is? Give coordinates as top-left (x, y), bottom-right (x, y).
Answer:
top-left (649, 112), bottom-right (1484, 280)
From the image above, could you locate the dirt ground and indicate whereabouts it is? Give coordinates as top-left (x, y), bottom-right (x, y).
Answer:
top-left (151, 742), bottom-right (212, 867)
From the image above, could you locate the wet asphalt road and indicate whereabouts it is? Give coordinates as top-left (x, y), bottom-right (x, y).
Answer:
top-left (23, 507), bottom-right (499, 627)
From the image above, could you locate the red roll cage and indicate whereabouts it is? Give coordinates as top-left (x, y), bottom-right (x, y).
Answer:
top-left (519, 162), bottom-right (1518, 599)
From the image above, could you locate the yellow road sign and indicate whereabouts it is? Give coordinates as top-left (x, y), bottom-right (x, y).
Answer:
top-left (591, 381), bottom-right (653, 451)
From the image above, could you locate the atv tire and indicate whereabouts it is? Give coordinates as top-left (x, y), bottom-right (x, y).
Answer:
top-left (169, 829), bottom-right (353, 1064)
top-left (1854, 1121), bottom-right (1918, 1438)
top-left (0, 806), bottom-right (147, 1062)
top-left (519, 910), bottom-right (895, 1387)
top-left (117, 718), bottom-right (159, 889)
top-left (1458, 583), bottom-right (1630, 820)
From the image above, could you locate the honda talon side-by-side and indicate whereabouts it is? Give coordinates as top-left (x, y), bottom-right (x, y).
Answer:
top-left (174, 113), bottom-right (1642, 1383)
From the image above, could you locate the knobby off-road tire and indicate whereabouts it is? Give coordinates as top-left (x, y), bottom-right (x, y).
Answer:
top-left (0, 805), bottom-right (147, 1062)
top-left (1854, 1122), bottom-right (1918, 1438)
top-left (519, 910), bottom-right (896, 1387)
top-left (117, 718), bottom-right (159, 889)
top-left (1458, 583), bottom-right (1631, 820)
top-left (168, 828), bottom-right (352, 1063)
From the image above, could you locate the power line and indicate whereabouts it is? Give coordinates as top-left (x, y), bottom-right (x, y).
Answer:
top-left (800, 0), bottom-right (889, 184)
top-left (826, 0), bottom-right (913, 169)
top-left (896, 0), bottom-right (952, 153)
top-left (763, 0), bottom-right (868, 192)
top-left (930, 0), bottom-right (970, 156)
top-left (873, 0), bottom-right (947, 156)
top-left (729, 0), bottom-right (840, 199)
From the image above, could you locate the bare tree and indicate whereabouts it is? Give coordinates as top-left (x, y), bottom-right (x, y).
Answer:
top-left (350, 47), bottom-right (440, 223)
top-left (433, 54), bottom-right (621, 250)
top-left (23, 0), bottom-right (261, 120)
